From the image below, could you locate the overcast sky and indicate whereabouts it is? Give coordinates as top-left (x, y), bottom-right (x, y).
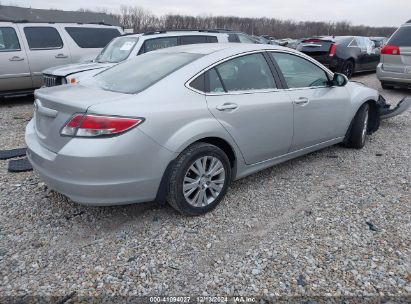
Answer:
top-left (4, 0), bottom-right (410, 27)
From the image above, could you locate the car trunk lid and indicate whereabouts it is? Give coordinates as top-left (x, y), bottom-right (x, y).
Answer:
top-left (34, 85), bottom-right (126, 153)
top-left (298, 39), bottom-right (334, 58)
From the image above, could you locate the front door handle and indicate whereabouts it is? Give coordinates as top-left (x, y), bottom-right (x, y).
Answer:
top-left (216, 103), bottom-right (238, 111)
top-left (9, 56), bottom-right (24, 61)
top-left (55, 53), bottom-right (68, 59)
top-left (294, 97), bottom-right (309, 105)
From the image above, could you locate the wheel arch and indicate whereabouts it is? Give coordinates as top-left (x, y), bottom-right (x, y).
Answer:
top-left (365, 99), bottom-right (380, 133)
top-left (155, 136), bottom-right (239, 204)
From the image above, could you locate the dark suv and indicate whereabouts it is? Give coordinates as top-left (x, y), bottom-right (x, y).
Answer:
top-left (297, 36), bottom-right (380, 78)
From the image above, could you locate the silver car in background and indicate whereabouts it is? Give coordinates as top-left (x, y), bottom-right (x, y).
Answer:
top-left (377, 20), bottom-right (411, 89)
top-left (26, 44), bottom-right (397, 215)
top-left (0, 22), bottom-right (123, 98)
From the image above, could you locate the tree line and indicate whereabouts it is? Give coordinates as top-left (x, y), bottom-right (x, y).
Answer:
top-left (97, 5), bottom-right (397, 38)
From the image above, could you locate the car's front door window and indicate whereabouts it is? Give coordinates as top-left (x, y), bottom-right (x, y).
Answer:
top-left (269, 52), bottom-right (329, 88)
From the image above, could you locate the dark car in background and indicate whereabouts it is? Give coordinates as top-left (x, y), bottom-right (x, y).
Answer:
top-left (370, 37), bottom-right (387, 49)
top-left (297, 36), bottom-right (380, 78)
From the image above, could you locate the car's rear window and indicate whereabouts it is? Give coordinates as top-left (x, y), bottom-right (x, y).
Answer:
top-left (65, 27), bottom-right (121, 48)
top-left (84, 52), bottom-right (202, 94)
top-left (388, 26), bottom-right (411, 47)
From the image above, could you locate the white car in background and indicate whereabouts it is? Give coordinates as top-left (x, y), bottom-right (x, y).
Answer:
top-left (42, 31), bottom-right (231, 87)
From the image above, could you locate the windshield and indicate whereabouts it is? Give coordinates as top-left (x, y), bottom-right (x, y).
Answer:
top-left (95, 36), bottom-right (139, 63)
top-left (83, 52), bottom-right (202, 94)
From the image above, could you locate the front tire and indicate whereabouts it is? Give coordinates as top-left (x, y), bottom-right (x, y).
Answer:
top-left (344, 103), bottom-right (369, 149)
top-left (167, 142), bottom-right (231, 216)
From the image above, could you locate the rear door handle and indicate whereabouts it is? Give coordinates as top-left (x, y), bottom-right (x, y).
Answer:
top-left (216, 103), bottom-right (238, 111)
top-left (294, 97), bottom-right (309, 105)
top-left (55, 53), bottom-right (68, 59)
top-left (9, 56), bottom-right (24, 61)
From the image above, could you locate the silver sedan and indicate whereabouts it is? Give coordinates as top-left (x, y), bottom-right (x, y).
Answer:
top-left (26, 43), bottom-right (393, 215)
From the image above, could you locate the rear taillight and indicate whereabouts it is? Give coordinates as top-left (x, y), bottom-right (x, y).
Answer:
top-left (61, 114), bottom-right (144, 137)
top-left (329, 43), bottom-right (337, 57)
top-left (381, 45), bottom-right (401, 55)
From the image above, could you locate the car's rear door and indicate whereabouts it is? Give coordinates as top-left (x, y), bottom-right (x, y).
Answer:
top-left (269, 51), bottom-right (350, 151)
top-left (205, 52), bottom-right (293, 165)
top-left (0, 24), bottom-right (32, 92)
top-left (17, 24), bottom-right (72, 88)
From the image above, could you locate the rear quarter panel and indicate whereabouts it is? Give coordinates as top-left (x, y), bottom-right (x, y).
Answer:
top-left (86, 65), bottom-right (244, 162)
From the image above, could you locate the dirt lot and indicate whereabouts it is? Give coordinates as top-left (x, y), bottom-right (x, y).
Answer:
top-left (0, 73), bottom-right (410, 300)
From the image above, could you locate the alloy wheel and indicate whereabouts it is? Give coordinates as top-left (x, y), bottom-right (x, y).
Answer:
top-left (183, 156), bottom-right (226, 207)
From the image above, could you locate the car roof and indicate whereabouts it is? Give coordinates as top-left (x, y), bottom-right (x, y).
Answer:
top-left (153, 43), bottom-right (286, 55)
top-left (120, 31), bottom-right (228, 39)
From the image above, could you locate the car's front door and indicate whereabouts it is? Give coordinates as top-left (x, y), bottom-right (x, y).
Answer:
top-left (17, 24), bottom-right (72, 88)
top-left (269, 52), bottom-right (351, 152)
top-left (205, 52), bottom-right (294, 165)
top-left (0, 25), bottom-right (32, 92)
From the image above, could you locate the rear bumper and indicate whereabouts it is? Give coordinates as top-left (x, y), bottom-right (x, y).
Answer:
top-left (25, 119), bottom-right (176, 206)
top-left (377, 63), bottom-right (411, 86)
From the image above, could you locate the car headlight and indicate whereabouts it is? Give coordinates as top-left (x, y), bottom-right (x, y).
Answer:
top-left (61, 77), bottom-right (67, 84)
top-left (66, 77), bottom-right (78, 84)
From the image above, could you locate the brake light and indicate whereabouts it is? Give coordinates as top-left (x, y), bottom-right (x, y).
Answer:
top-left (381, 45), bottom-right (401, 55)
top-left (61, 114), bottom-right (144, 137)
top-left (329, 43), bottom-right (337, 57)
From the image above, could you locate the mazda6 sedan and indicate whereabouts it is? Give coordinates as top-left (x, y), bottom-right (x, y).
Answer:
top-left (26, 43), bottom-right (388, 215)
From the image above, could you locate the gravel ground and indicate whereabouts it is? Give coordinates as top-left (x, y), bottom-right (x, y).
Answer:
top-left (0, 73), bottom-right (410, 301)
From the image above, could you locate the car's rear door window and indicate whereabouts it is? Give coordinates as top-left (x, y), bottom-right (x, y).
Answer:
top-left (213, 53), bottom-right (276, 92)
top-left (270, 52), bottom-right (329, 88)
top-left (0, 27), bottom-right (20, 51)
top-left (24, 27), bottom-right (63, 50)
top-left (180, 36), bottom-right (208, 45)
top-left (65, 27), bottom-right (121, 48)
top-left (208, 68), bottom-right (225, 92)
top-left (141, 37), bottom-right (178, 53)
top-left (388, 26), bottom-right (411, 47)
top-left (228, 34), bottom-right (239, 43)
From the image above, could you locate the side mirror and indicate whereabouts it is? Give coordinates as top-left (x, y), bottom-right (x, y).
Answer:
top-left (332, 73), bottom-right (348, 87)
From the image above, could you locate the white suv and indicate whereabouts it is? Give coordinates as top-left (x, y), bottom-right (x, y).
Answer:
top-left (42, 31), bottom-right (230, 87)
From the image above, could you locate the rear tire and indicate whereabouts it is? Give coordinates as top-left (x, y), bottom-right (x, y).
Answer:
top-left (167, 142), bottom-right (231, 216)
top-left (344, 103), bottom-right (369, 149)
top-left (341, 60), bottom-right (355, 78)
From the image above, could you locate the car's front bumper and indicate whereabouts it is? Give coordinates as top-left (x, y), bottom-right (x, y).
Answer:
top-left (25, 119), bottom-right (176, 206)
